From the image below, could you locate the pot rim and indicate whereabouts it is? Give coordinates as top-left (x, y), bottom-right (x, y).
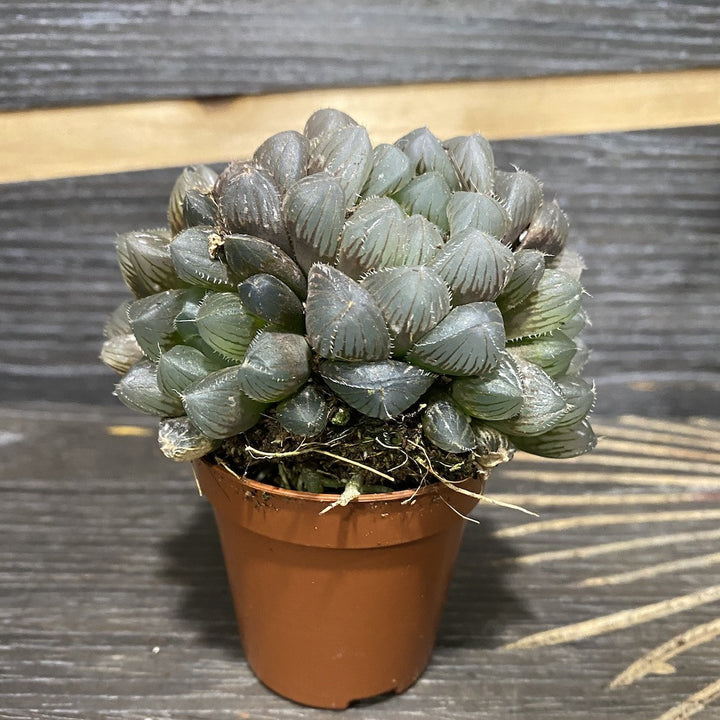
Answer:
top-left (195, 457), bottom-right (476, 505)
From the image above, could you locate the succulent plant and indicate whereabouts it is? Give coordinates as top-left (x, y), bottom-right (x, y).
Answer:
top-left (102, 108), bottom-right (596, 494)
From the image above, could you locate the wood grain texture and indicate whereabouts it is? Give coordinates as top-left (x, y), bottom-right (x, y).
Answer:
top-left (4, 69), bottom-right (720, 183)
top-left (2, 407), bottom-right (720, 719)
top-left (3, 1), bottom-right (719, 111)
top-left (1, 125), bottom-right (718, 415)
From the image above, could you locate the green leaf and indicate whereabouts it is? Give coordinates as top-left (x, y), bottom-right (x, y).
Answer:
top-left (395, 127), bottom-right (461, 190)
top-left (167, 165), bottom-right (217, 235)
top-left (157, 344), bottom-right (224, 396)
top-left (100, 334), bottom-right (143, 375)
top-left (451, 352), bottom-right (523, 421)
top-left (195, 292), bottom-right (265, 361)
top-left (503, 269), bottom-right (583, 341)
top-left (361, 143), bottom-right (413, 197)
top-left (304, 108), bottom-right (358, 142)
top-left (238, 332), bottom-right (312, 402)
top-left (182, 366), bottom-right (265, 439)
top-left (446, 192), bottom-right (510, 239)
top-left (253, 130), bottom-right (310, 194)
top-left (170, 227), bottom-right (236, 291)
top-left (422, 396), bottom-right (476, 453)
top-left (518, 199), bottom-right (569, 258)
top-left (406, 302), bottom-right (506, 376)
top-left (402, 215), bottom-right (444, 265)
top-left (115, 360), bottom-right (184, 417)
top-left (237, 273), bottom-right (305, 333)
top-left (116, 228), bottom-right (181, 297)
top-left (507, 330), bottom-right (577, 378)
top-left (493, 169), bottom-right (543, 245)
top-left (127, 288), bottom-right (190, 361)
top-left (393, 171), bottom-right (452, 232)
top-left (490, 359), bottom-right (569, 436)
top-left (305, 264), bottom-right (390, 361)
top-left (274, 385), bottom-right (330, 437)
top-left (443, 134), bottom-right (494, 194)
top-left (510, 419), bottom-right (597, 458)
top-left (496, 249), bottom-right (546, 311)
top-left (319, 360), bottom-right (435, 419)
top-left (556, 375), bottom-right (596, 426)
top-left (431, 227), bottom-right (515, 304)
top-left (361, 265), bottom-right (451, 355)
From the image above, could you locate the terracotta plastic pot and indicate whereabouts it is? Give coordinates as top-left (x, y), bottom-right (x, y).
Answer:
top-left (192, 458), bottom-right (483, 709)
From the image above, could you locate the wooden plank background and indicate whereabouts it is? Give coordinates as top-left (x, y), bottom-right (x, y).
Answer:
top-left (3, 1), bottom-right (719, 110)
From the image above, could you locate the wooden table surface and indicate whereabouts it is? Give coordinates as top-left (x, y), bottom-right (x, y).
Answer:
top-left (2, 2), bottom-right (720, 717)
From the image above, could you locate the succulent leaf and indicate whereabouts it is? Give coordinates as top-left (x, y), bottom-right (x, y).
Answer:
top-left (182, 366), bottom-right (266, 439)
top-left (406, 301), bottom-right (505, 376)
top-left (168, 165), bottom-right (218, 235)
top-left (422, 396), bottom-right (476, 453)
top-left (431, 227), bottom-right (515, 304)
top-left (305, 264), bottom-right (390, 361)
top-left (393, 171), bottom-right (452, 232)
top-left (115, 360), bottom-right (184, 417)
top-left (100, 334), bottom-right (144, 375)
top-left (395, 127), bottom-right (461, 190)
top-left (158, 416), bottom-right (220, 461)
top-left (496, 249), bottom-right (546, 310)
top-left (446, 192), bottom-right (510, 239)
top-left (494, 169), bottom-right (543, 246)
top-left (335, 196), bottom-right (409, 278)
top-left (223, 233), bottom-right (307, 299)
top-left (237, 273), bottom-right (305, 333)
top-left (116, 228), bottom-right (181, 297)
top-left (274, 385), bottom-right (330, 437)
top-left (283, 172), bottom-right (346, 272)
top-left (126, 288), bottom-right (191, 361)
top-left (104, 300), bottom-right (133, 338)
top-left (507, 329), bottom-right (577, 378)
top-left (451, 352), bottom-right (524, 420)
top-left (253, 130), bottom-right (310, 193)
top-left (319, 360), bottom-right (435, 419)
top-left (556, 375), bottom-right (596, 426)
top-left (238, 332), bottom-right (312, 402)
top-left (559, 308), bottom-right (589, 339)
top-left (157, 344), bottom-right (224, 396)
top-left (403, 215), bottom-right (444, 265)
top-left (519, 199), bottom-right (569, 257)
top-left (471, 423), bottom-right (515, 467)
top-left (182, 189), bottom-right (217, 229)
top-left (490, 358), bottom-right (569, 436)
top-left (304, 108), bottom-right (358, 142)
top-left (510, 418), bottom-right (597, 458)
top-left (195, 292), bottom-right (265, 361)
top-left (503, 268), bottom-right (583, 341)
top-left (361, 265), bottom-right (451, 355)
top-left (361, 143), bottom-right (413, 196)
top-left (309, 124), bottom-right (373, 206)
top-left (170, 227), bottom-right (236, 291)
top-left (443, 134), bottom-right (495, 194)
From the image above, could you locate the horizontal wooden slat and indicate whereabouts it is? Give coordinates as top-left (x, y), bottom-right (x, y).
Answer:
top-left (4, 1), bottom-right (719, 111)
top-left (2, 69), bottom-right (720, 183)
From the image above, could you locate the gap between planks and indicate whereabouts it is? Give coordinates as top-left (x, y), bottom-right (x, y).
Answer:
top-left (2, 68), bottom-right (720, 183)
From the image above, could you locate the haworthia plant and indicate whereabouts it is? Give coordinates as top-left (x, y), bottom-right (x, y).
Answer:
top-left (103, 107), bottom-right (596, 483)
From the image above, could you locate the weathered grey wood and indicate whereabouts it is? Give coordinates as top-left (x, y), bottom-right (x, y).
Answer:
top-left (2, 1), bottom-right (719, 110)
top-left (1, 125), bottom-right (718, 415)
top-left (2, 406), bottom-right (720, 718)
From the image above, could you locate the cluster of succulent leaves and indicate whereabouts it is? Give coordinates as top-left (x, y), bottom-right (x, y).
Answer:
top-left (101, 107), bottom-right (596, 490)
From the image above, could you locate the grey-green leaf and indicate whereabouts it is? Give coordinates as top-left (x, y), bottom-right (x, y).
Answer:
top-left (446, 192), bottom-right (510, 239)
top-left (395, 127), bottom-right (460, 190)
top-left (195, 292), bottom-right (265, 361)
top-left (422, 397), bottom-right (476, 453)
top-left (510, 418), bottom-right (596, 459)
top-left (451, 352), bottom-right (524, 421)
top-left (253, 130), bottom-right (310, 193)
top-left (496, 249), bottom-right (546, 311)
top-left (305, 264), bottom-right (390, 361)
top-left (115, 360), bottom-right (184, 417)
top-left (519, 199), bottom-right (569, 257)
top-left (182, 366), bottom-right (265, 439)
top-left (361, 265), bottom-right (451, 355)
top-left (556, 375), bottom-right (595, 426)
top-left (126, 288), bottom-right (189, 361)
top-left (491, 358), bottom-right (569, 436)
top-left (282, 172), bottom-right (345, 272)
top-left (237, 273), bottom-right (305, 333)
top-left (304, 108), bottom-right (358, 142)
top-left (157, 344), bottom-right (224, 396)
top-left (158, 416), bottom-right (220, 462)
top-left (444, 134), bottom-right (494, 194)
top-left (116, 228), bottom-right (181, 297)
top-left (223, 233), bottom-right (307, 299)
top-left (406, 302), bottom-right (505, 376)
top-left (494, 169), bottom-right (543, 246)
top-left (170, 227), bottom-right (236, 291)
top-left (168, 165), bottom-right (218, 235)
top-left (319, 360), bottom-right (435, 419)
top-left (402, 215), bottom-right (444, 265)
top-left (507, 330), bottom-right (577, 378)
top-left (104, 300), bottom-right (132, 338)
top-left (503, 268), bottom-right (583, 341)
top-left (431, 227), bottom-right (515, 304)
top-left (335, 196), bottom-right (409, 278)
top-left (100, 334), bottom-right (144, 375)
top-left (393, 171), bottom-right (452, 232)
top-left (274, 385), bottom-right (329, 437)
top-left (182, 189), bottom-right (217, 229)
top-left (238, 332), bottom-right (312, 402)
top-left (361, 143), bottom-right (413, 197)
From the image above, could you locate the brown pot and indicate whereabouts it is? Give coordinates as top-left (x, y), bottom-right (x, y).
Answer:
top-left (192, 458), bottom-right (482, 709)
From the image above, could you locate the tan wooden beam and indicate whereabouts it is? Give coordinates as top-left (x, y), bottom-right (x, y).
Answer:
top-left (2, 69), bottom-right (719, 184)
